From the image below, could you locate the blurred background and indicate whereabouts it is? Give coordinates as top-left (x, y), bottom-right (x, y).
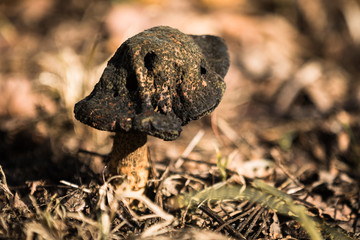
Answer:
top-left (1, 0), bottom-right (360, 186)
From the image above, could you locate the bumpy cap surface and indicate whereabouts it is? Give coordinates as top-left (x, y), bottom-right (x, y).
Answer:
top-left (74, 26), bottom-right (229, 140)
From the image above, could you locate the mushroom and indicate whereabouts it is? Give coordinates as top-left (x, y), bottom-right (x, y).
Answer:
top-left (74, 26), bottom-right (229, 191)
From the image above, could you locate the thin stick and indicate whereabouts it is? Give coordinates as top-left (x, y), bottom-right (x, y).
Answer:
top-left (0, 165), bottom-right (13, 198)
top-left (244, 206), bottom-right (265, 238)
top-left (118, 190), bottom-right (175, 238)
top-left (199, 205), bottom-right (245, 240)
top-left (155, 130), bottom-right (205, 206)
top-left (59, 180), bottom-right (91, 193)
top-left (174, 129), bottom-right (205, 168)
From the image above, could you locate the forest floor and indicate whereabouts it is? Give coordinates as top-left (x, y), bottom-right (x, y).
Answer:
top-left (1, 0), bottom-right (360, 239)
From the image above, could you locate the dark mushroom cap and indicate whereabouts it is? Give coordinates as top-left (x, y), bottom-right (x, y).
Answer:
top-left (74, 26), bottom-right (229, 140)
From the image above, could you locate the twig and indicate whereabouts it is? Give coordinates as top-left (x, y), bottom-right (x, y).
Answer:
top-left (117, 200), bottom-right (140, 229)
top-left (0, 215), bottom-right (9, 235)
top-left (66, 212), bottom-right (98, 226)
top-left (237, 205), bottom-right (262, 233)
top-left (216, 201), bottom-right (256, 232)
top-left (251, 210), bottom-right (269, 240)
top-left (59, 180), bottom-right (91, 193)
top-left (0, 165), bottom-right (13, 198)
top-left (120, 191), bottom-right (174, 223)
top-left (174, 129), bottom-right (205, 168)
top-left (0, 165), bottom-right (8, 186)
top-left (118, 190), bottom-right (176, 238)
top-left (243, 206), bottom-right (264, 238)
top-left (155, 130), bottom-right (205, 206)
top-left (216, 117), bottom-right (254, 149)
top-left (199, 205), bottom-right (246, 240)
top-left (270, 148), bottom-right (308, 190)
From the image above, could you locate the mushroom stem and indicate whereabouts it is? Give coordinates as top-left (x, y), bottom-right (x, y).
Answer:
top-left (109, 131), bottom-right (149, 191)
